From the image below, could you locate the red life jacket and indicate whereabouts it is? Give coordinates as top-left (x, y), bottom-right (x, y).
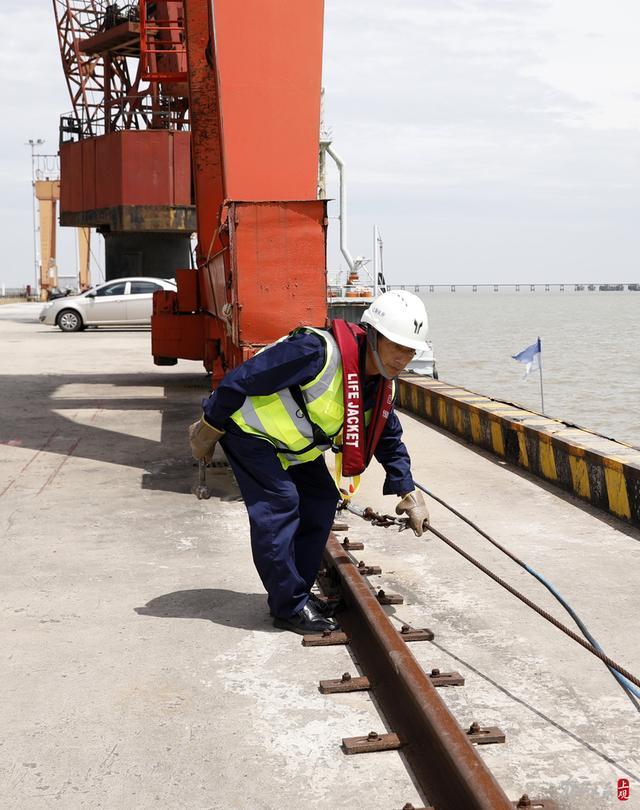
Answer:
top-left (331, 319), bottom-right (394, 476)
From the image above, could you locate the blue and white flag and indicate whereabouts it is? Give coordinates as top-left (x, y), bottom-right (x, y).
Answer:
top-left (512, 337), bottom-right (541, 378)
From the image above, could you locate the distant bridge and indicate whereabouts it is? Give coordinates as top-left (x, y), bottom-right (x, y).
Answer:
top-left (388, 283), bottom-right (640, 293)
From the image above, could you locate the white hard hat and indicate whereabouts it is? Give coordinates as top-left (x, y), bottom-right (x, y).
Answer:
top-left (361, 290), bottom-right (429, 351)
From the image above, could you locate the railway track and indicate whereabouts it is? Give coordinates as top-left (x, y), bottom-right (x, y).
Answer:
top-left (301, 531), bottom-right (556, 810)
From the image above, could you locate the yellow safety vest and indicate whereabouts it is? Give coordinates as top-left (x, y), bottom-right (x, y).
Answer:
top-left (230, 328), bottom-right (344, 469)
top-left (229, 327), bottom-right (395, 474)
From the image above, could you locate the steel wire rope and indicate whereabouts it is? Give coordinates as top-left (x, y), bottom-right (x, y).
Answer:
top-left (412, 482), bottom-right (640, 710)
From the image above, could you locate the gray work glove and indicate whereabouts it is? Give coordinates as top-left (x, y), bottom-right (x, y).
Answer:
top-left (188, 416), bottom-right (225, 462)
top-left (396, 490), bottom-right (430, 537)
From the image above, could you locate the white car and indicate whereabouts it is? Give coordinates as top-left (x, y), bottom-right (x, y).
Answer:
top-left (38, 277), bottom-right (177, 332)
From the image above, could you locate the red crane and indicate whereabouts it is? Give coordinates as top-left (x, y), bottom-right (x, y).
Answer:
top-left (53, 0), bottom-right (193, 285)
top-left (53, 0), bottom-right (328, 378)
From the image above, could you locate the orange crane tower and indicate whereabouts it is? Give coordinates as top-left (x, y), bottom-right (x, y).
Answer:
top-left (150, 0), bottom-right (328, 376)
top-left (53, 0), bottom-right (328, 375)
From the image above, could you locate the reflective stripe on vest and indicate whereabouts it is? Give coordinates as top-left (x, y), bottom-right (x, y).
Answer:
top-left (230, 328), bottom-right (344, 468)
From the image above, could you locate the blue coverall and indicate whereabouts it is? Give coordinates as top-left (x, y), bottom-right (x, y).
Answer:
top-left (203, 331), bottom-right (415, 619)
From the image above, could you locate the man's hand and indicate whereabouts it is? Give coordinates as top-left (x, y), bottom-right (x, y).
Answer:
top-left (189, 416), bottom-right (225, 462)
top-left (395, 490), bottom-right (430, 536)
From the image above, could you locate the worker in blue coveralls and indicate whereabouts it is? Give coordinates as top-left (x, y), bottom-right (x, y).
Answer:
top-left (189, 290), bottom-right (431, 635)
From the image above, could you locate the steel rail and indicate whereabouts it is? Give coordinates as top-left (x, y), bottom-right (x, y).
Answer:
top-left (322, 533), bottom-right (513, 810)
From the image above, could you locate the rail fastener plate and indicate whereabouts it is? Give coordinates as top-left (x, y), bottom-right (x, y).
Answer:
top-left (302, 631), bottom-right (349, 647)
top-left (399, 625), bottom-right (435, 642)
top-left (377, 589), bottom-right (404, 605)
top-left (399, 804), bottom-right (434, 810)
top-left (512, 798), bottom-right (557, 809)
top-left (332, 521), bottom-right (349, 532)
top-left (319, 673), bottom-right (371, 693)
top-left (466, 724), bottom-right (506, 745)
top-left (357, 562), bottom-right (382, 575)
top-left (342, 731), bottom-right (402, 754)
top-left (429, 669), bottom-right (465, 687)
top-left (341, 537), bottom-right (364, 551)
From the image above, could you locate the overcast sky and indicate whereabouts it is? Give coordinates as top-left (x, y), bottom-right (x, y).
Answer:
top-left (2, 0), bottom-right (640, 288)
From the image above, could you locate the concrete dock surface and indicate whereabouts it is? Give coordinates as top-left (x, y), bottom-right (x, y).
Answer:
top-left (1, 303), bottom-right (639, 809)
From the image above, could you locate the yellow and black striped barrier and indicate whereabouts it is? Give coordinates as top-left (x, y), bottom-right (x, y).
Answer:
top-left (397, 376), bottom-right (640, 527)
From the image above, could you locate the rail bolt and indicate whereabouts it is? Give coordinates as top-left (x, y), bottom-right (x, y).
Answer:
top-left (341, 672), bottom-right (351, 682)
top-left (516, 796), bottom-right (532, 808)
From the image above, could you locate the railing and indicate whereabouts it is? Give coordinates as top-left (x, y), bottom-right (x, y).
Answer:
top-left (388, 283), bottom-right (640, 293)
top-left (139, 0), bottom-right (187, 83)
top-left (0, 287), bottom-right (33, 300)
top-left (99, 1), bottom-right (139, 30)
top-left (59, 95), bottom-right (189, 142)
top-left (327, 285), bottom-right (375, 301)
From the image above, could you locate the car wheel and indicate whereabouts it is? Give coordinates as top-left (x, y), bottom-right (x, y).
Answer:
top-left (57, 309), bottom-right (84, 333)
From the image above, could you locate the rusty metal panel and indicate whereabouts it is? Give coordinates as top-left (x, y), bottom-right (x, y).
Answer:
top-left (81, 138), bottom-right (97, 212)
top-left (60, 205), bottom-right (195, 232)
top-left (213, 0), bottom-right (324, 201)
top-left (172, 131), bottom-right (192, 204)
top-left (176, 269), bottom-right (199, 312)
top-left (151, 310), bottom-right (205, 361)
top-left (183, 0), bottom-right (225, 267)
top-left (120, 131), bottom-right (191, 206)
top-left (61, 132), bottom-right (191, 215)
top-left (233, 201), bottom-right (328, 345)
top-left (59, 141), bottom-right (83, 213)
top-left (94, 133), bottom-right (121, 209)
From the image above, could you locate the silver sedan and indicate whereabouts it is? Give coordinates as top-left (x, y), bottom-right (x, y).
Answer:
top-left (38, 277), bottom-right (177, 332)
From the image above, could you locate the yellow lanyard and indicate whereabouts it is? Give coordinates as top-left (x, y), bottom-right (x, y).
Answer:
top-left (333, 445), bottom-right (361, 501)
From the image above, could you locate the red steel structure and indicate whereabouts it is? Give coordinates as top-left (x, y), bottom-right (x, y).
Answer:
top-left (53, 0), bottom-right (328, 375)
top-left (150, 0), bottom-right (328, 375)
top-left (53, 0), bottom-right (194, 281)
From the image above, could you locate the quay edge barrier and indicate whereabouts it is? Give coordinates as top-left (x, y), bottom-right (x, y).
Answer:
top-left (397, 375), bottom-right (640, 529)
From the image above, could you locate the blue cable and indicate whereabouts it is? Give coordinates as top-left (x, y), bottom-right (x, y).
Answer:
top-left (523, 563), bottom-right (640, 702)
top-left (414, 482), bottom-right (640, 709)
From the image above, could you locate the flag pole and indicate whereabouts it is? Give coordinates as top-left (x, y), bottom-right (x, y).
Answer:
top-left (537, 337), bottom-right (545, 414)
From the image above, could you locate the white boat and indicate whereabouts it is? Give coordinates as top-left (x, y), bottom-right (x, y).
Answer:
top-left (406, 341), bottom-right (438, 378)
top-left (328, 273), bottom-right (438, 379)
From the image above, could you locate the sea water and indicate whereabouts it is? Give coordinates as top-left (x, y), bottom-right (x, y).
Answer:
top-left (414, 288), bottom-right (640, 448)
